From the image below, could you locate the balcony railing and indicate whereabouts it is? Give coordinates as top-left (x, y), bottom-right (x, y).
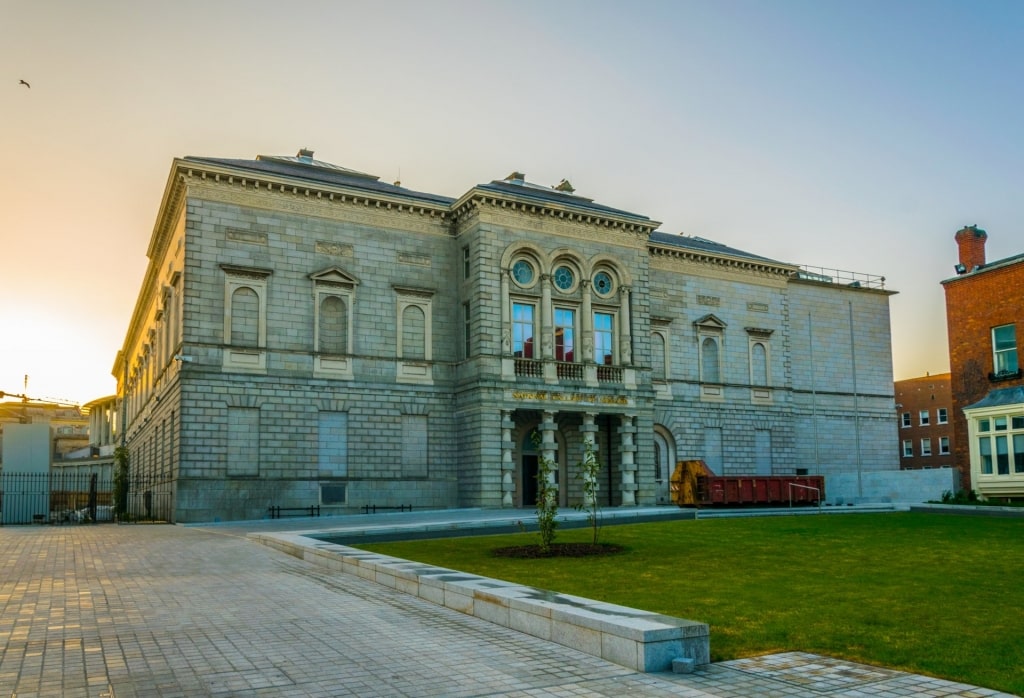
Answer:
top-left (597, 365), bottom-right (623, 383)
top-left (515, 358), bottom-right (543, 378)
top-left (555, 361), bottom-right (584, 380)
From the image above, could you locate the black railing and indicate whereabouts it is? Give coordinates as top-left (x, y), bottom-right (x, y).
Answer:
top-left (0, 471), bottom-right (173, 525)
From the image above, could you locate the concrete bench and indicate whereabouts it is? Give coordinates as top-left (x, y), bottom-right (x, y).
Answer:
top-left (253, 532), bottom-right (709, 673)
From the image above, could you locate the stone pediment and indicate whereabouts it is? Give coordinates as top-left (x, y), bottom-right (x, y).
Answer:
top-left (309, 267), bottom-right (359, 287)
top-left (693, 314), bottom-right (726, 331)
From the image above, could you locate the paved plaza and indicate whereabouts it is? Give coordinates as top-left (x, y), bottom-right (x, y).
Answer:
top-left (0, 511), bottom-right (1016, 697)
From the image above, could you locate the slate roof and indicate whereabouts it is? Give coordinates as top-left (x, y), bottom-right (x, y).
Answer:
top-left (475, 179), bottom-right (653, 222)
top-left (183, 155), bottom-right (455, 206)
top-left (648, 231), bottom-right (788, 266)
top-left (965, 386), bottom-right (1024, 411)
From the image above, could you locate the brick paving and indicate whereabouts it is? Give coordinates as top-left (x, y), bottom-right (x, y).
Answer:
top-left (0, 522), bottom-right (1015, 697)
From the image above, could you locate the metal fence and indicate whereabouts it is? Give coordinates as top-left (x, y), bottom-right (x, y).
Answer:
top-left (0, 471), bottom-right (173, 525)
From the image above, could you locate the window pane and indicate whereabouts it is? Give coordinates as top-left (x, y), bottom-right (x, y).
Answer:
top-left (554, 308), bottom-right (575, 362)
top-left (919, 410), bottom-right (929, 425)
top-left (513, 303), bottom-right (535, 358)
top-left (996, 435), bottom-right (1010, 475)
top-left (995, 417), bottom-right (1007, 431)
top-left (594, 312), bottom-right (614, 365)
top-left (993, 324), bottom-right (1019, 373)
top-left (979, 437), bottom-right (992, 474)
top-left (979, 419), bottom-right (990, 432)
top-left (1014, 434), bottom-right (1024, 474)
top-left (1013, 416), bottom-right (1024, 430)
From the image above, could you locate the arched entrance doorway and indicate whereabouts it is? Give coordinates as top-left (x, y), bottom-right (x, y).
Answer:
top-left (653, 425), bottom-right (676, 505)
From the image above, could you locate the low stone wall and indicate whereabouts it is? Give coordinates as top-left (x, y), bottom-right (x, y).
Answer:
top-left (253, 532), bottom-right (710, 673)
top-left (826, 467), bottom-right (958, 505)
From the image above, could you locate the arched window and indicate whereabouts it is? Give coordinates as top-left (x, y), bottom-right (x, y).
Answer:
top-left (319, 295), bottom-right (348, 355)
top-left (701, 337), bottom-right (720, 383)
top-left (402, 305), bottom-right (426, 360)
top-left (652, 332), bottom-right (666, 380)
top-left (751, 342), bottom-right (768, 385)
top-left (230, 287), bottom-right (259, 347)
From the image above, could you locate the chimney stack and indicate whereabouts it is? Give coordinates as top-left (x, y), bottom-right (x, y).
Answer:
top-left (954, 224), bottom-right (987, 272)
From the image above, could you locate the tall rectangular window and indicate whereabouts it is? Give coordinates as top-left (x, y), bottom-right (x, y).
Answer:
top-left (402, 415), bottom-right (428, 477)
top-left (901, 412), bottom-right (911, 428)
top-left (937, 408), bottom-right (948, 424)
top-left (979, 437), bottom-right (992, 474)
top-left (902, 440), bottom-right (913, 458)
top-left (318, 411), bottom-right (348, 477)
top-left (594, 312), bottom-right (614, 365)
top-left (939, 436), bottom-right (950, 455)
top-left (462, 245), bottom-right (471, 279)
top-left (1014, 434), bottom-right (1024, 473)
top-left (920, 438), bottom-right (932, 456)
top-left (463, 302), bottom-right (471, 359)
top-left (996, 435), bottom-right (1010, 475)
top-left (554, 308), bottom-right (575, 362)
top-left (919, 410), bottom-right (930, 426)
top-left (512, 303), bottom-right (535, 358)
top-left (993, 324), bottom-right (1019, 376)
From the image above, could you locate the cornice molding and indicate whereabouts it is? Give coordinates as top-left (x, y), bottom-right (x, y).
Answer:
top-left (451, 190), bottom-right (658, 242)
top-left (648, 242), bottom-right (797, 280)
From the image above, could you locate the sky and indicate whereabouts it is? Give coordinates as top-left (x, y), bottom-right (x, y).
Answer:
top-left (2, 0), bottom-right (1023, 406)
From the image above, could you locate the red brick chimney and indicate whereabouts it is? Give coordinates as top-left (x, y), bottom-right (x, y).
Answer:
top-left (954, 225), bottom-right (987, 273)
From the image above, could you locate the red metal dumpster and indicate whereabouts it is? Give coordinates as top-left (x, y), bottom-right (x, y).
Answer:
top-left (671, 461), bottom-right (824, 507)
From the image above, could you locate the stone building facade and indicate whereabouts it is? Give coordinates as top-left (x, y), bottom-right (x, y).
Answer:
top-left (116, 151), bottom-right (898, 522)
top-left (942, 226), bottom-right (1024, 499)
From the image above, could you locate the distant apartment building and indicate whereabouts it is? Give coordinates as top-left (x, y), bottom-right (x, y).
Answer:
top-left (895, 373), bottom-right (954, 473)
top-left (0, 400), bottom-right (90, 466)
top-left (942, 226), bottom-right (1024, 500)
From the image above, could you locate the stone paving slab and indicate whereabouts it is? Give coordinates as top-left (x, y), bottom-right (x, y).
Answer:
top-left (0, 523), bottom-right (1016, 697)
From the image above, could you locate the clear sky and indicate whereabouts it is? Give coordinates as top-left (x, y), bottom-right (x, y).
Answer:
top-left (3, 0), bottom-right (1022, 406)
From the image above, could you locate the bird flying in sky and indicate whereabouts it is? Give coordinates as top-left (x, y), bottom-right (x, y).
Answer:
top-left (19, 79), bottom-right (30, 88)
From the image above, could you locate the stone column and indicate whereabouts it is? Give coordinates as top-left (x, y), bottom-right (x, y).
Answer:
top-left (619, 285), bottom-right (633, 366)
top-left (619, 414), bottom-right (638, 506)
top-left (501, 410), bottom-right (515, 507)
top-left (580, 411), bottom-right (599, 507)
top-left (500, 270), bottom-right (511, 356)
top-left (581, 280), bottom-right (594, 361)
top-left (540, 274), bottom-right (553, 359)
top-left (541, 410), bottom-right (558, 501)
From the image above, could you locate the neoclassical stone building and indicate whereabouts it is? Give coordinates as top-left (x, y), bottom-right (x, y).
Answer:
top-left (116, 150), bottom-right (897, 522)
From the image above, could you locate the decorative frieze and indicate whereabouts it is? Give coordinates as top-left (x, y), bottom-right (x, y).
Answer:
top-left (398, 252), bottom-right (432, 267)
top-left (697, 294), bottom-right (721, 307)
top-left (315, 241), bottom-right (354, 257)
top-left (226, 228), bottom-right (268, 245)
top-left (747, 302), bottom-right (769, 312)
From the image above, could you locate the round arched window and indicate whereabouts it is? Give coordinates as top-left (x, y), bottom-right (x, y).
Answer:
top-left (553, 265), bottom-right (575, 291)
top-left (593, 270), bottom-right (615, 297)
top-left (512, 259), bottom-right (535, 287)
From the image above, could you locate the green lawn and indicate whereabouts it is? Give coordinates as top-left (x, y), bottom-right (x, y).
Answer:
top-left (357, 512), bottom-right (1024, 695)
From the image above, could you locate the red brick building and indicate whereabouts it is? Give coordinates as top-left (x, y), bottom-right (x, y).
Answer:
top-left (941, 225), bottom-right (1024, 499)
top-left (894, 373), bottom-right (954, 472)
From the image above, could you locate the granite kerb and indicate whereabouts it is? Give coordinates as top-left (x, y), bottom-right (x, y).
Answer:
top-left (249, 531), bottom-right (710, 673)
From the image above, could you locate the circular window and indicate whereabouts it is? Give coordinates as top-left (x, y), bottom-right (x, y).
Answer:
top-left (511, 259), bottom-right (535, 286)
top-left (593, 271), bottom-right (615, 296)
top-left (553, 265), bottom-right (575, 291)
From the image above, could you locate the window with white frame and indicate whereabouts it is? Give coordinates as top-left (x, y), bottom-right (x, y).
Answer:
top-left (937, 408), bottom-right (948, 424)
top-left (902, 440), bottom-right (913, 458)
top-left (919, 410), bottom-right (930, 426)
top-left (920, 438), bottom-right (932, 456)
top-left (974, 414), bottom-right (1024, 476)
top-left (992, 324), bottom-right (1019, 377)
top-left (901, 412), bottom-right (911, 428)
top-left (939, 436), bottom-right (950, 455)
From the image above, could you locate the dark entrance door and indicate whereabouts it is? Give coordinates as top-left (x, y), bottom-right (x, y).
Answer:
top-left (522, 454), bottom-right (539, 506)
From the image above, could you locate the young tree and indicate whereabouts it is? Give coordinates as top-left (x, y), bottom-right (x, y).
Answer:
top-left (113, 446), bottom-right (130, 522)
top-left (532, 431), bottom-right (558, 552)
